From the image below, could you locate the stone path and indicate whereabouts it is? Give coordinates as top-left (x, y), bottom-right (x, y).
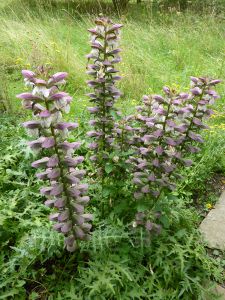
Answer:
top-left (215, 285), bottom-right (225, 299)
top-left (200, 190), bottom-right (225, 250)
top-left (200, 191), bottom-right (225, 299)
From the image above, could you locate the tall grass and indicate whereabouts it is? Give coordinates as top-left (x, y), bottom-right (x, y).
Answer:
top-left (0, 0), bottom-right (224, 115)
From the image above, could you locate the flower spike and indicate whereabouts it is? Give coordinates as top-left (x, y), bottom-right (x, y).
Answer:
top-left (18, 67), bottom-right (92, 252)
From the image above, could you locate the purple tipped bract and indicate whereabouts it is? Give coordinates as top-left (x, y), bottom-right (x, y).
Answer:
top-left (58, 141), bottom-right (81, 150)
top-left (42, 137), bottom-right (55, 149)
top-left (108, 24), bottom-right (123, 32)
top-left (51, 72), bottom-right (68, 82)
top-left (188, 131), bottom-right (204, 143)
top-left (32, 157), bottom-right (49, 168)
top-left (190, 87), bottom-right (202, 95)
top-left (163, 86), bottom-right (170, 94)
top-left (50, 92), bottom-right (68, 100)
top-left (22, 70), bottom-right (35, 79)
top-left (153, 95), bottom-right (164, 102)
top-left (190, 76), bottom-right (198, 84)
top-left (35, 79), bottom-right (46, 85)
top-left (54, 198), bottom-right (65, 208)
top-left (56, 122), bottom-right (78, 130)
top-left (40, 110), bottom-right (51, 118)
top-left (47, 168), bottom-right (60, 180)
top-left (16, 93), bottom-right (41, 101)
top-left (22, 121), bottom-right (40, 129)
top-left (209, 79), bottom-right (221, 86)
top-left (87, 107), bottom-right (99, 113)
top-left (28, 138), bottom-right (44, 150)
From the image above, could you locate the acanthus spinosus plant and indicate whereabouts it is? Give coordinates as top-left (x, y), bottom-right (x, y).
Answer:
top-left (130, 77), bottom-right (221, 232)
top-left (86, 17), bottom-right (123, 176)
top-left (17, 67), bottom-right (92, 251)
top-left (104, 114), bottom-right (136, 213)
top-left (86, 18), bottom-right (138, 215)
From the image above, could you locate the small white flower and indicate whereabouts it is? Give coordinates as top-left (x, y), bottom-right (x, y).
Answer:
top-left (132, 221), bottom-right (137, 228)
top-left (155, 116), bottom-right (165, 123)
top-left (90, 48), bottom-right (99, 57)
top-left (41, 116), bottom-right (52, 128)
top-left (22, 99), bottom-right (32, 108)
top-left (155, 124), bottom-right (163, 129)
top-left (52, 111), bottom-right (62, 123)
top-left (204, 94), bottom-right (210, 101)
top-left (151, 100), bottom-right (160, 109)
top-left (90, 35), bottom-right (96, 43)
top-left (113, 156), bottom-right (119, 163)
top-left (64, 104), bottom-right (70, 114)
top-left (209, 98), bottom-right (215, 105)
top-left (96, 25), bottom-right (104, 35)
top-left (166, 146), bottom-right (176, 156)
top-left (59, 128), bottom-right (68, 139)
top-left (56, 79), bottom-right (66, 85)
top-left (97, 66), bottom-right (105, 78)
top-left (178, 112), bottom-right (192, 120)
top-left (164, 159), bottom-right (172, 166)
top-left (107, 39), bottom-right (118, 47)
top-left (190, 81), bottom-right (195, 88)
top-left (199, 105), bottom-right (207, 112)
top-left (66, 148), bottom-right (74, 157)
top-left (54, 98), bottom-right (67, 110)
top-left (165, 126), bottom-right (174, 133)
top-left (24, 78), bottom-right (34, 88)
top-left (27, 128), bottom-right (39, 137)
top-left (95, 40), bottom-right (103, 47)
top-left (32, 86), bottom-right (50, 98)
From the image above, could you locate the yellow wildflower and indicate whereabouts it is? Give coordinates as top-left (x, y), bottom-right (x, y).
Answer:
top-left (15, 57), bottom-right (23, 65)
top-left (206, 203), bottom-right (213, 209)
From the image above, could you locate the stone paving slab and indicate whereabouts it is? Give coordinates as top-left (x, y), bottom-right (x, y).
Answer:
top-left (215, 285), bottom-right (225, 299)
top-left (200, 190), bottom-right (225, 250)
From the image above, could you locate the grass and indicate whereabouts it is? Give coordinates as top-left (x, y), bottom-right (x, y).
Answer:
top-left (0, 0), bottom-right (224, 115)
